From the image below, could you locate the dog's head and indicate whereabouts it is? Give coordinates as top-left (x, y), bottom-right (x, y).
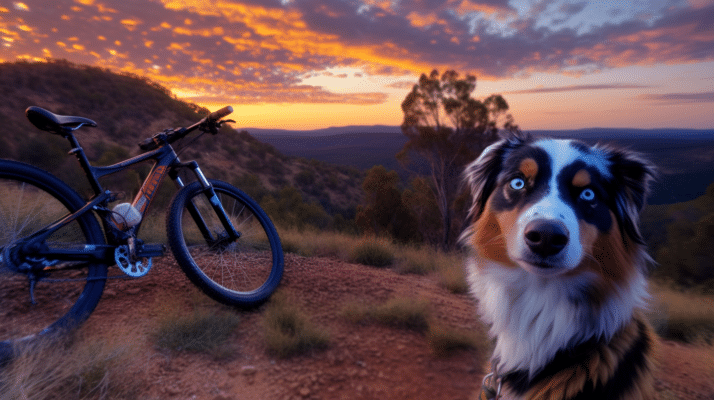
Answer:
top-left (463, 134), bottom-right (656, 282)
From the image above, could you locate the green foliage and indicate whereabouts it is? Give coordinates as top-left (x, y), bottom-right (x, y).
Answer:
top-left (355, 165), bottom-right (421, 243)
top-left (295, 168), bottom-right (316, 186)
top-left (261, 185), bottom-right (331, 230)
top-left (648, 182), bottom-right (714, 288)
top-left (232, 173), bottom-right (269, 203)
top-left (16, 133), bottom-right (70, 172)
top-left (263, 292), bottom-right (330, 358)
top-left (402, 176), bottom-right (443, 246)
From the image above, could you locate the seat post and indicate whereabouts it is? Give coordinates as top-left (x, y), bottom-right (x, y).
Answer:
top-left (65, 132), bottom-right (103, 195)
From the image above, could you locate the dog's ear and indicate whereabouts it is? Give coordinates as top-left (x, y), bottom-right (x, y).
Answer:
top-left (464, 135), bottom-right (526, 220)
top-left (606, 148), bottom-right (657, 245)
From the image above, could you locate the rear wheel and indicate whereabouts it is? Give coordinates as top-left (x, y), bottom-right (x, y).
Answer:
top-left (166, 180), bottom-right (283, 307)
top-left (0, 160), bottom-right (107, 364)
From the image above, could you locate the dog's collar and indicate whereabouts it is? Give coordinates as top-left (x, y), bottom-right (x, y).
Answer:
top-left (481, 358), bottom-right (504, 400)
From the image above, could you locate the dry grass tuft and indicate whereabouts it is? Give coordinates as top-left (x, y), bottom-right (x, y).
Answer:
top-left (349, 237), bottom-right (395, 267)
top-left (427, 324), bottom-right (489, 357)
top-left (0, 330), bottom-right (142, 400)
top-left (278, 228), bottom-right (356, 259)
top-left (342, 297), bottom-right (431, 333)
top-left (150, 294), bottom-right (241, 358)
top-left (436, 255), bottom-right (470, 295)
top-left (649, 282), bottom-right (714, 344)
top-left (263, 292), bottom-right (330, 358)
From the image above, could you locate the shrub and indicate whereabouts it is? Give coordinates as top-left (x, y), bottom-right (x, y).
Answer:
top-left (350, 237), bottom-right (395, 267)
top-left (263, 292), bottom-right (329, 358)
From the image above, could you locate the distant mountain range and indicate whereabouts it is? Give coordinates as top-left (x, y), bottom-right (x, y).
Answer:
top-left (253, 127), bottom-right (714, 205)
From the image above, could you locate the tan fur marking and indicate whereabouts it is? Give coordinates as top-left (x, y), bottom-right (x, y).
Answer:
top-left (520, 158), bottom-right (539, 179)
top-left (522, 314), bottom-right (657, 400)
top-left (566, 212), bottom-right (636, 305)
top-left (572, 169), bottom-right (591, 187)
top-left (472, 199), bottom-right (518, 267)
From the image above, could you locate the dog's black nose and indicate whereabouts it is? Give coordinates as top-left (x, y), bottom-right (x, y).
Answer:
top-left (524, 219), bottom-right (569, 258)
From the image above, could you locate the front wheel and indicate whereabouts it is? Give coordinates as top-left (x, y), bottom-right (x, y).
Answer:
top-left (166, 180), bottom-right (283, 307)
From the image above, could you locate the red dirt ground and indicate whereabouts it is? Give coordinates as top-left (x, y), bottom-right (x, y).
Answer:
top-left (78, 254), bottom-right (714, 400)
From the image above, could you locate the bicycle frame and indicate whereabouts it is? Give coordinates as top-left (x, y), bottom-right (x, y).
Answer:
top-left (14, 129), bottom-right (240, 269)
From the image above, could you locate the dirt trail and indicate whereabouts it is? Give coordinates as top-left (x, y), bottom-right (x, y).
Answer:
top-left (79, 254), bottom-right (714, 400)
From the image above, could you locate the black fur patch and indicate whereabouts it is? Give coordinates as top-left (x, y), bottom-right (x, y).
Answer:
top-left (503, 320), bottom-right (652, 399)
top-left (556, 160), bottom-right (613, 234)
top-left (489, 145), bottom-right (552, 213)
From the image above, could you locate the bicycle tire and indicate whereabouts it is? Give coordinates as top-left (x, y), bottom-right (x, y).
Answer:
top-left (166, 180), bottom-right (283, 308)
top-left (0, 159), bottom-right (107, 363)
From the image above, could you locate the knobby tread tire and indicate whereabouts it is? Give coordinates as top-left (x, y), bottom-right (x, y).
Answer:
top-left (0, 159), bottom-right (107, 364)
top-left (166, 180), bottom-right (283, 308)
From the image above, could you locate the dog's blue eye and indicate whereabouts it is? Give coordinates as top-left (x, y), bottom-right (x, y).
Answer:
top-left (510, 177), bottom-right (525, 190)
top-left (580, 188), bottom-right (596, 201)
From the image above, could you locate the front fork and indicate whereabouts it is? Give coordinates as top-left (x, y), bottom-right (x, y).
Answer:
top-left (170, 161), bottom-right (240, 246)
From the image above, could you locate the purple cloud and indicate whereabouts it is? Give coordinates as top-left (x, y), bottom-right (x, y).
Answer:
top-left (2, 0), bottom-right (712, 107)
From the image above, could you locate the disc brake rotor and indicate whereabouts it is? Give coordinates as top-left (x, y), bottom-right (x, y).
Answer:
top-left (114, 245), bottom-right (152, 277)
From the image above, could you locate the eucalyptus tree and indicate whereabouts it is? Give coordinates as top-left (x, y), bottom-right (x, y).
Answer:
top-left (398, 69), bottom-right (518, 248)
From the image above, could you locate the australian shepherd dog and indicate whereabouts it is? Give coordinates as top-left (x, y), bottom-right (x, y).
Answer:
top-left (462, 134), bottom-right (658, 400)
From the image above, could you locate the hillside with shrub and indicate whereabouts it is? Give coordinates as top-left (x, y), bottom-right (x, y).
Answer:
top-left (0, 60), bottom-right (363, 226)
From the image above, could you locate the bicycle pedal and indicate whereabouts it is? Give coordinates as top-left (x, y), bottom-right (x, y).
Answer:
top-left (135, 244), bottom-right (165, 258)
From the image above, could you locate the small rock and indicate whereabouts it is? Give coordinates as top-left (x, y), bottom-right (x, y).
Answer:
top-left (299, 387), bottom-right (311, 397)
top-left (241, 365), bottom-right (257, 376)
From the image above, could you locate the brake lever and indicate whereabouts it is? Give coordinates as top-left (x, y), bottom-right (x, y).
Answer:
top-left (208, 119), bottom-right (236, 134)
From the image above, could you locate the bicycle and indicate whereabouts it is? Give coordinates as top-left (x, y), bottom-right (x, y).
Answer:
top-left (0, 105), bottom-right (284, 363)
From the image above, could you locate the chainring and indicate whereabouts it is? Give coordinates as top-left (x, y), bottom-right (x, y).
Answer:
top-left (114, 245), bottom-right (152, 277)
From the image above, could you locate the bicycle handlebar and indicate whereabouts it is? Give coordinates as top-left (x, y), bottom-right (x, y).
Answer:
top-left (138, 106), bottom-right (234, 151)
top-left (207, 105), bottom-right (233, 122)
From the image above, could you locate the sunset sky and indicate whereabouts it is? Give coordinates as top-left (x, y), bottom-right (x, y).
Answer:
top-left (1, 0), bottom-right (713, 130)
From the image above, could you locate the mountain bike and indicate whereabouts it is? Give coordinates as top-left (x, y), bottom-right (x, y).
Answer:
top-left (0, 105), bottom-right (284, 363)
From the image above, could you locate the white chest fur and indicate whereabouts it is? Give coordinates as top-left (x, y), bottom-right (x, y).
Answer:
top-left (466, 258), bottom-right (649, 376)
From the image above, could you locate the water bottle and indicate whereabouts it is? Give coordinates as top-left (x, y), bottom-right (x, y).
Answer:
top-left (112, 203), bottom-right (142, 230)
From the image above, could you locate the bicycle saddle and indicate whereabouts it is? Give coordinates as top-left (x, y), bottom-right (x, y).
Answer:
top-left (26, 106), bottom-right (97, 134)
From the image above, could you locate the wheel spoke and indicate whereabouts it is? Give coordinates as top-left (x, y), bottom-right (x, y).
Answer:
top-left (0, 161), bottom-right (107, 355)
top-left (168, 180), bottom-right (283, 307)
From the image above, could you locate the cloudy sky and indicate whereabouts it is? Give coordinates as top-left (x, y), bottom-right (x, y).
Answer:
top-left (2, 0), bottom-right (713, 130)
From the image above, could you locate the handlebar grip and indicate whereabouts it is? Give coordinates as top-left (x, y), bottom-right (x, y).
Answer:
top-left (207, 106), bottom-right (233, 121)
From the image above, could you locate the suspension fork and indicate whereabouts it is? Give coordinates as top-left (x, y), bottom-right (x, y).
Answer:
top-left (170, 161), bottom-right (240, 245)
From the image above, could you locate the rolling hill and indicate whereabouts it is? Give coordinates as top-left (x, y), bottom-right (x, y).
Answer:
top-left (253, 127), bottom-right (714, 205)
top-left (0, 60), bottom-right (364, 218)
